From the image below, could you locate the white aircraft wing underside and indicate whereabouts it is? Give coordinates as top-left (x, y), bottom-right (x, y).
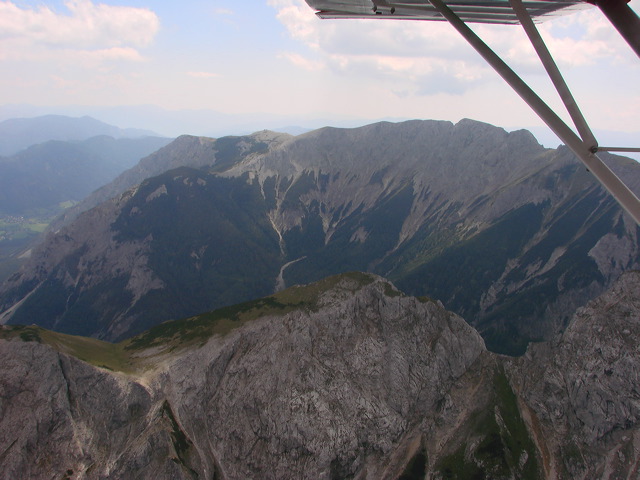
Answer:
top-left (306, 0), bottom-right (591, 24)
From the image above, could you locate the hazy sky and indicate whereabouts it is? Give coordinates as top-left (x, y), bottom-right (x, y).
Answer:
top-left (1, 0), bottom-right (639, 140)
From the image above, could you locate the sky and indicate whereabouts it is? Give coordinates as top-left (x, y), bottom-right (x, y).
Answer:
top-left (0, 0), bottom-right (639, 146)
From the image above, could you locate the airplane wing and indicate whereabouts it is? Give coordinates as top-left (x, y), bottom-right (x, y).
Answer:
top-left (305, 0), bottom-right (591, 24)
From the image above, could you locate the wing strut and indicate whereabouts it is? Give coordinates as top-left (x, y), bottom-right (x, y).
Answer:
top-left (425, 0), bottom-right (640, 224)
top-left (509, 0), bottom-right (597, 149)
top-left (595, 0), bottom-right (640, 58)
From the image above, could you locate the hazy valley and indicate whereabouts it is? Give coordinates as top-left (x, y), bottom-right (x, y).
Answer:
top-left (0, 116), bottom-right (171, 282)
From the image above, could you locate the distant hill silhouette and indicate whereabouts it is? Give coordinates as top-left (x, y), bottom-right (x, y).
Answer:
top-left (0, 135), bottom-right (172, 215)
top-left (0, 115), bottom-right (159, 156)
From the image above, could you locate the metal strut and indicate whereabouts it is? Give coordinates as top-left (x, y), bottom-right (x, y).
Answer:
top-left (425, 0), bottom-right (640, 225)
top-left (595, 0), bottom-right (640, 59)
top-left (508, 0), bottom-right (598, 150)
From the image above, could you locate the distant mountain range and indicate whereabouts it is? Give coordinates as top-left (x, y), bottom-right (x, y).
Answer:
top-left (1, 118), bottom-right (638, 355)
top-left (0, 114), bottom-right (159, 156)
top-left (0, 114), bottom-right (172, 216)
top-left (0, 134), bottom-right (172, 216)
top-left (0, 105), bottom-right (345, 143)
top-left (3, 104), bottom-right (639, 161)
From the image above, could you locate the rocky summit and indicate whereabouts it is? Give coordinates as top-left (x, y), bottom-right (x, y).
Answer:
top-left (1, 271), bottom-right (639, 479)
top-left (1, 119), bottom-right (638, 355)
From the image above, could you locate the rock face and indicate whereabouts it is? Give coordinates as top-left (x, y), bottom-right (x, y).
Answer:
top-left (163, 274), bottom-right (486, 479)
top-left (0, 273), bottom-right (505, 479)
top-left (0, 341), bottom-right (186, 479)
top-left (1, 271), bottom-right (639, 479)
top-left (507, 270), bottom-right (640, 479)
top-left (1, 119), bottom-right (639, 354)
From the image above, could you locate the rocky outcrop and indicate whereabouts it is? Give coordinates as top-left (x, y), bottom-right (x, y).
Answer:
top-left (162, 275), bottom-right (486, 478)
top-left (507, 270), bottom-right (640, 479)
top-left (0, 341), bottom-right (192, 479)
top-left (0, 273), bottom-right (502, 479)
top-left (2, 271), bottom-right (639, 479)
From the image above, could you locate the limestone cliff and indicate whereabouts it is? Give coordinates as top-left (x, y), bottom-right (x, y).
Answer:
top-left (1, 271), bottom-right (639, 479)
top-left (508, 270), bottom-right (640, 479)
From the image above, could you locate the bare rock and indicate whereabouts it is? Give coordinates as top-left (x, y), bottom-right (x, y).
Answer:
top-left (508, 270), bottom-right (640, 479)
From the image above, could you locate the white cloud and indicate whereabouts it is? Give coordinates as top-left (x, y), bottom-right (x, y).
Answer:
top-left (77, 46), bottom-right (145, 63)
top-left (271, 0), bottom-right (639, 96)
top-left (187, 71), bottom-right (221, 79)
top-left (269, 0), bottom-right (324, 48)
top-left (270, 0), bottom-right (500, 93)
top-left (279, 52), bottom-right (324, 71)
top-left (0, 0), bottom-right (159, 55)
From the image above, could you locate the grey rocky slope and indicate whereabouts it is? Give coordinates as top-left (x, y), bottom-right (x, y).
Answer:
top-left (1, 271), bottom-right (639, 479)
top-left (507, 269), bottom-right (640, 479)
top-left (1, 119), bottom-right (638, 354)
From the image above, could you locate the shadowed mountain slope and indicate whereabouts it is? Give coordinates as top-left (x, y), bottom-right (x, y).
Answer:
top-left (49, 130), bottom-right (292, 229)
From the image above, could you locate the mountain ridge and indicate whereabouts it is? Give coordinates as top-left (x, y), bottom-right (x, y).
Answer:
top-left (1, 118), bottom-right (638, 354)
